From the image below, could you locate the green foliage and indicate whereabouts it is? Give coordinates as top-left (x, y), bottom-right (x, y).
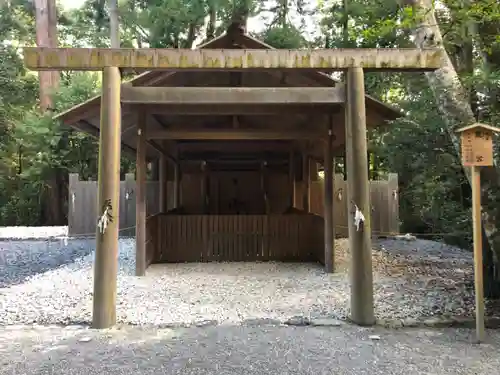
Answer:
top-left (1, 0), bottom-right (500, 249)
top-left (0, 67), bottom-right (100, 225)
top-left (261, 26), bottom-right (307, 48)
top-left (0, 0), bottom-right (36, 43)
top-left (370, 86), bottom-right (473, 248)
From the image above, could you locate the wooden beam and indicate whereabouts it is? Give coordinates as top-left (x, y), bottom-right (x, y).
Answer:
top-left (92, 66), bottom-right (121, 329)
top-left (147, 139), bottom-right (166, 155)
top-left (159, 151), bottom-right (168, 213)
top-left (176, 141), bottom-right (294, 153)
top-left (323, 126), bottom-right (334, 274)
top-left (147, 129), bottom-right (325, 141)
top-left (133, 103), bottom-right (342, 115)
top-left (173, 160), bottom-right (180, 209)
top-left (181, 158), bottom-right (288, 166)
top-left (179, 151), bottom-right (289, 161)
top-left (261, 161), bottom-right (269, 214)
top-left (151, 115), bottom-right (169, 129)
top-left (121, 86), bottom-right (345, 105)
top-left (201, 161), bottom-right (208, 214)
top-left (135, 110), bottom-right (147, 277)
top-left (23, 47), bottom-right (443, 71)
top-left (289, 151), bottom-right (295, 207)
top-left (303, 153), bottom-right (310, 212)
top-left (151, 159), bottom-right (160, 180)
top-left (346, 67), bottom-right (375, 326)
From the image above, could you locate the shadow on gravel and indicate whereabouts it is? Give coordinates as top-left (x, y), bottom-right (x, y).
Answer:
top-left (0, 239), bottom-right (95, 288)
top-left (1, 325), bottom-right (499, 375)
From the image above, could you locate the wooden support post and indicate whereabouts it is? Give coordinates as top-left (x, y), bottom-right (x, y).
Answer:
top-left (174, 162), bottom-right (180, 208)
top-left (201, 161), bottom-right (208, 214)
top-left (289, 151), bottom-right (295, 208)
top-left (346, 67), bottom-right (375, 326)
top-left (135, 110), bottom-right (147, 277)
top-left (303, 153), bottom-right (310, 212)
top-left (455, 122), bottom-right (500, 342)
top-left (124, 173), bottom-right (135, 237)
top-left (324, 127), bottom-right (334, 273)
top-left (92, 66), bottom-right (121, 329)
top-left (159, 152), bottom-right (168, 213)
top-left (68, 173), bottom-right (79, 235)
top-left (151, 160), bottom-right (160, 181)
top-left (472, 165), bottom-right (485, 342)
top-left (261, 161), bottom-right (269, 214)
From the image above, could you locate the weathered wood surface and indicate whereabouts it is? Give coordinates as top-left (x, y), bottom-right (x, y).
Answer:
top-left (23, 47), bottom-right (443, 71)
top-left (135, 110), bottom-right (147, 276)
top-left (471, 166), bottom-right (486, 342)
top-left (92, 66), bottom-right (121, 329)
top-left (68, 173), bottom-right (398, 238)
top-left (149, 214), bottom-right (324, 263)
top-left (345, 67), bottom-right (375, 325)
top-left (146, 215), bottom-right (158, 269)
top-left (159, 153), bottom-right (168, 213)
top-left (309, 174), bottom-right (399, 237)
top-left (121, 86), bottom-right (345, 104)
top-left (146, 129), bottom-right (325, 141)
top-left (34, 0), bottom-right (59, 111)
top-left (133, 104), bottom-right (343, 115)
top-left (323, 129), bottom-right (334, 273)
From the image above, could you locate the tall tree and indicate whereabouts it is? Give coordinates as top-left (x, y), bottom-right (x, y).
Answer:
top-left (34, 0), bottom-right (57, 110)
top-left (403, 0), bottom-right (500, 296)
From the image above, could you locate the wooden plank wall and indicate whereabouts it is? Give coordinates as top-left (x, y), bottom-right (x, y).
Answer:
top-left (149, 214), bottom-right (323, 263)
top-left (146, 214), bottom-right (159, 267)
top-left (309, 173), bottom-right (399, 237)
top-left (68, 173), bottom-right (168, 236)
top-left (68, 172), bottom-right (399, 238)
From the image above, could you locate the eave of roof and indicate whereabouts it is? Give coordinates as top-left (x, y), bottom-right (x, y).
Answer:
top-left (54, 29), bottom-right (402, 158)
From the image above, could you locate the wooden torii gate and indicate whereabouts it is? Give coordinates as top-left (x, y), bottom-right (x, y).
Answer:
top-left (23, 46), bottom-right (442, 329)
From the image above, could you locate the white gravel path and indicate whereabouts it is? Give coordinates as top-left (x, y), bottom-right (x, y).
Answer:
top-left (0, 226), bottom-right (480, 326)
top-left (2, 325), bottom-right (500, 375)
top-left (0, 226), bottom-right (68, 239)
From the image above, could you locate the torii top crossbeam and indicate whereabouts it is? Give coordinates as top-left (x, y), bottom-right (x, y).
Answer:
top-left (23, 47), bottom-right (442, 72)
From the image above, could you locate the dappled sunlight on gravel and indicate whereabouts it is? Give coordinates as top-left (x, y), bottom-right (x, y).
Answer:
top-left (0, 227), bottom-right (479, 326)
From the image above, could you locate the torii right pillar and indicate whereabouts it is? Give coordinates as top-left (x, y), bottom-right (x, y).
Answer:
top-left (345, 67), bottom-right (375, 326)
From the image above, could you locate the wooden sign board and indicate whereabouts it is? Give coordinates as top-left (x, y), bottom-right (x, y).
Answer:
top-left (456, 123), bottom-right (500, 167)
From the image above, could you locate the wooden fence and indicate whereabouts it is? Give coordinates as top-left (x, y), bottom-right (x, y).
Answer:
top-left (68, 173), bottom-right (163, 237)
top-left (68, 173), bottom-right (399, 237)
top-left (147, 214), bottom-right (324, 263)
top-left (309, 173), bottom-right (399, 237)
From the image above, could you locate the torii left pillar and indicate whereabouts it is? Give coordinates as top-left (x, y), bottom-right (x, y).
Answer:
top-left (345, 67), bottom-right (375, 326)
top-left (92, 66), bottom-right (121, 328)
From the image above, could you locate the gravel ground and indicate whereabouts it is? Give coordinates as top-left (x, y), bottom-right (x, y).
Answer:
top-left (1, 324), bottom-right (499, 375)
top-left (0, 226), bottom-right (479, 326)
top-left (0, 226), bottom-right (67, 239)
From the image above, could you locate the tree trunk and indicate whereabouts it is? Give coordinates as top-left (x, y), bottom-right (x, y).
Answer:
top-left (34, 0), bottom-right (66, 225)
top-left (407, 0), bottom-right (500, 297)
top-left (34, 0), bottom-right (53, 111)
top-left (278, 0), bottom-right (288, 27)
top-left (186, 23), bottom-right (197, 48)
top-left (230, 0), bottom-right (250, 32)
top-left (206, 2), bottom-right (216, 40)
top-left (47, 0), bottom-right (59, 93)
top-left (109, 0), bottom-right (119, 48)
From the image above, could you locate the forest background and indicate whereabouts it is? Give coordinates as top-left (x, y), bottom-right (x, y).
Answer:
top-left (1, 0), bottom-right (499, 254)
